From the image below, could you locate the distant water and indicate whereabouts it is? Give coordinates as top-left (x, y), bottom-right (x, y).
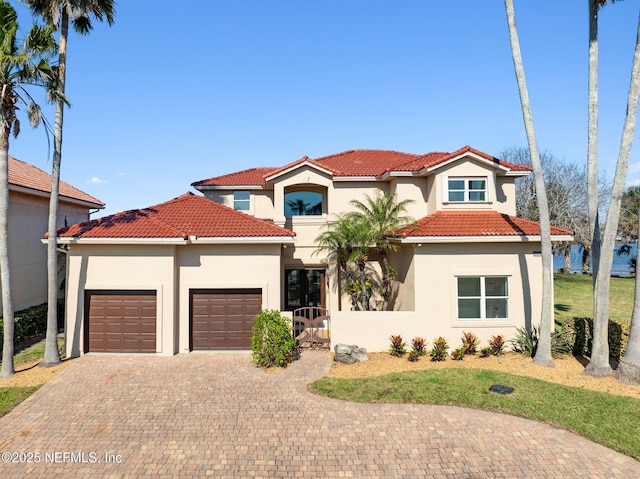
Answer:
top-left (553, 243), bottom-right (637, 277)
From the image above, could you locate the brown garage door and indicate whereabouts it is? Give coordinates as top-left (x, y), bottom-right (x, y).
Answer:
top-left (190, 288), bottom-right (262, 350)
top-left (85, 291), bottom-right (157, 353)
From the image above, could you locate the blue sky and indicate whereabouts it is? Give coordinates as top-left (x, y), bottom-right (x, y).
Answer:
top-left (9, 1), bottom-right (640, 216)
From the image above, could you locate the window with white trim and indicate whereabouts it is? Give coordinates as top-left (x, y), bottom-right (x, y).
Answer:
top-left (233, 191), bottom-right (250, 211)
top-left (447, 178), bottom-right (487, 202)
top-left (457, 276), bottom-right (509, 320)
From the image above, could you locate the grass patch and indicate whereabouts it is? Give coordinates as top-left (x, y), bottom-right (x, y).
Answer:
top-left (554, 274), bottom-right (634, 325)
top-left (0, 338), bottom-right (61, 418)
top-left (309, 369), bottom-right (640, 460)
top-left (0, 386), bottom-right (40, 416)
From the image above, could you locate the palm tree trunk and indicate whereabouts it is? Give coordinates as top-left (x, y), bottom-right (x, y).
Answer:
top-left (619, 211), bottom-right (640, 384)
top-left (588, 0), bottom-right (602, 284)
top-left (358, 260), bottom-right (369, 311)
top-left (504, 0), bottom-right (554, 367)
top-left (380, 249), bottom-right (390, 310)
top-left (0, 113), bottom-right (14, 378)
top-left (587, 9), bottom-right (640, 377)
top-left (44, 9), bottom-right (68, 367)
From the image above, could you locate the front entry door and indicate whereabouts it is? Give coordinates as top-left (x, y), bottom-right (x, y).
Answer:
top-left (285, 269), bottom-right (325, 310)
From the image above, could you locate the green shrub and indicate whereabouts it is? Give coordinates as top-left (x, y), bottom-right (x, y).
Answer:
top-left (560, 317), bottom-right (631, 360)
top-left (0, 300), bottom-right (64, 349)
top-left (430, 336), bottom-right (448, 361)
top-left (510, 326), bottom-right (570, 359)
top-left (407, 350), bottom-right (420, 362)
top-left (389, 335), bottom-right (407, 357)
top-left (461, 331), bottom-right (480, 355)
top-left (479, 346), bottom-right (492, 358)
top-left (251, 310), bottom-right (298, 368)
top-left (451, 347), bottom-right (465, 361)
top-left (489, 335), bottom-right (506, 356)
top-left (410, 337), bottom-right (427, 357)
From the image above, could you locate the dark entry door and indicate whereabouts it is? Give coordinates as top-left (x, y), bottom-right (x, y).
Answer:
top-left (285, 269), bottom-right (325, 310)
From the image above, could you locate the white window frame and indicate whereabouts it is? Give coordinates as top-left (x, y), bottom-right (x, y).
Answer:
top-left (233, 190), bottom-right (251, 211)
top-left (446, 177), bottom-right (488, 203)
top-left (456, 275), bottom-right (509, 321)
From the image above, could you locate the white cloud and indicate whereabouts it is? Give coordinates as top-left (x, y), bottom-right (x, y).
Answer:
top-left (118, 172), bottom-right (126, 176)
top-left (88, 177), bottom-right (108, 185)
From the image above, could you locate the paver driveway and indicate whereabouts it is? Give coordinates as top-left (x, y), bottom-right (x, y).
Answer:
top-left (0, 351), bottom-right (638, 478)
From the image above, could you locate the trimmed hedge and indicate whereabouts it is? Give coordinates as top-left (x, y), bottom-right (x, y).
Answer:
top-left (560, 317), bottom-right (631, 360)
top-left (0, 300), bottom-right (65, 347)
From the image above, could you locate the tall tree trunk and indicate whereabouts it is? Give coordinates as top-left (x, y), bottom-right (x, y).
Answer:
top-left (44, 9), bottom-right (69, 367)
top-left (582, 246), bottom-right (591, 274)
top-left (587, 10), bottom-right (640, 376)
top-left (588, 0), bottom-right (602, 283)
top-left (619, 211), bottom-right (640, 385)
top-left (0, 113), bottom-right (14, 378)
top-left (563, 243), bottom-right (572, 273)
top-left (504, 0), bottom-right (555, 367)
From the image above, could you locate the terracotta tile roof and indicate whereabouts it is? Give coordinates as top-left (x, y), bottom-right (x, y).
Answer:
top-left (192, 146), bottom-right (531, 188)
top-left (192, 167), bottom-right (278, 188)
top-left (395, 211), bottom-right (573, 238)
top-left (57, 192), bottom-right (296, 239)
top-left (9, 156), bottom-right (104, 207)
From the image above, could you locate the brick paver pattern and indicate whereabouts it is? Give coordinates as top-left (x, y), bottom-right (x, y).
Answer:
top-left (0, 351), bottom-right (638, 478)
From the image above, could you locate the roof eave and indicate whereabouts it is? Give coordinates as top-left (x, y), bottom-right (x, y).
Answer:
top-left (187, 236), bottom-right (296, 244)
top-left (51, 237), bottom-right (188, 245)
top-left (10, 184), bottom-right (105, 209)
top-left (393, 234), bottom-right (574, 244)
top-left (192, 184), bottom-right (266, 191)
top-left (418, 152), bottom-right (512, 176)
top-left (264, 161), bottom-right (335, 182)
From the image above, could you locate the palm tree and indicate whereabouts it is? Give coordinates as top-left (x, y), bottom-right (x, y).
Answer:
top-left (620, 210), bottom-right (640, 384)
top-left (0, 1), bottom-right (56, 378)
top-left (348, 193), bottom-right (414, 310)
top-left (604, 10), bottom-right (640, 383)
top-left (315, 214), bottom-right (374, 311)
top-left (24, 0), bottom-right (115, 367)
top-left (504, 0), bottom-right (555, 367)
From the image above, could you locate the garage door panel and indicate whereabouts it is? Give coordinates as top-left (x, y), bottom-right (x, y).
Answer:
top-left (85, 291), bottom-right (157, 353)
top-left (190, 289), bottom-right (261, 350)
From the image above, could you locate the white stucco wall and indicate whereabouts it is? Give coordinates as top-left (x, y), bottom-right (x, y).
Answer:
top-left (331, 241), bottom-right (543, 352)
top-left (7, 191), bottom-right (92, 312)
top-left (64, 242), bottom-right (284, 357)
top-left (176, 243), bottom-right (282, 354)
top-left (64, 244), bottom-right (177, 358)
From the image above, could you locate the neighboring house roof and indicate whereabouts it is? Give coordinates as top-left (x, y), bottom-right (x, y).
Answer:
top-left (9, 156), bottom-right (104, 208)
top-left (192, 146), bottom-right (531, 189)
top-left (56, 192), bottom-right (296, 242)
top-left (394, 211), bottom-right (573, 241)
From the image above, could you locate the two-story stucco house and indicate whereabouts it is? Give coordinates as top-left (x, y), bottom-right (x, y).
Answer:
top-left (7, 156), bottom-right (104, 312)
top-left (57, 146), bottom-right (572, 357)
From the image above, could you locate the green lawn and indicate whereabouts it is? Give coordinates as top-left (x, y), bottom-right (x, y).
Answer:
top-left (554, 273), bottom-right (634, 325)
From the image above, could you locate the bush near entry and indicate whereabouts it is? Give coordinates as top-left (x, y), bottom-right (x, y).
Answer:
top-left (251, 310), bottom-right (298, 368)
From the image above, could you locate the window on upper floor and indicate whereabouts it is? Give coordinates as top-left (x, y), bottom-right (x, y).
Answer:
top-left (447, 178), bottom-right (487, 202)
top-left (284, 190), bottom-right (323, 216)
top-left (457, 276), bottom-right (509, 320)
top-left (233, 191), bottom-right (250, 211)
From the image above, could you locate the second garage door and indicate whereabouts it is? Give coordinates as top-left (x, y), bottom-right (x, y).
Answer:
top-left (190, 288), bottom-right (262, 350)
